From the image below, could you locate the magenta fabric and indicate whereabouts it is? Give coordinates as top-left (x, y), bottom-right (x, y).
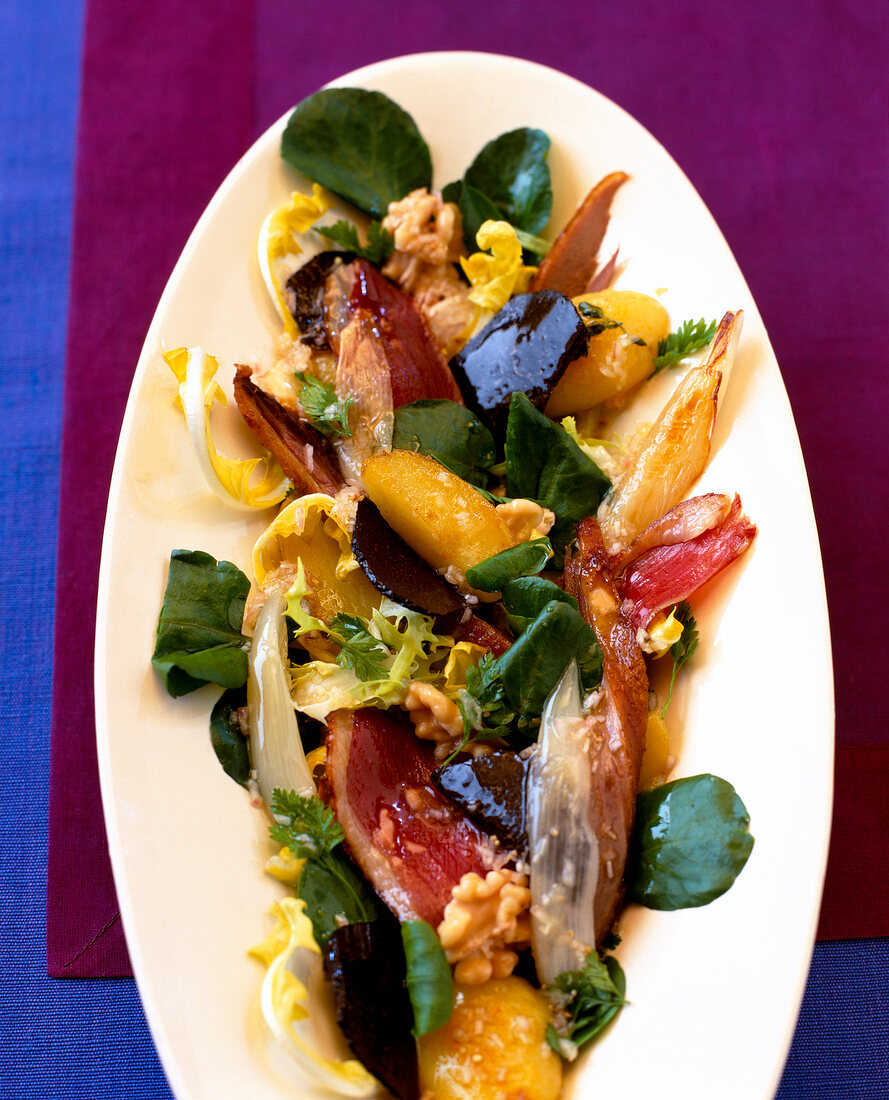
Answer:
top-left (48, 0), bottom-right (889, 977)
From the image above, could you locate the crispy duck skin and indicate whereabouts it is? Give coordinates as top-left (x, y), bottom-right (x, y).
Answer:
top-left (563, 516), bottom-right (649, 943)
top-left (233, 365), bottom-right (343, 497)
top-left (529, 172), bottom-right (629, 298)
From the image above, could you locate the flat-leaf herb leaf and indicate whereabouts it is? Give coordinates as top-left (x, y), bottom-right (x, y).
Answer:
top-left (329, 613), bottom-right (391, 682)
top-left (296, 372), bottom-right (353, 438)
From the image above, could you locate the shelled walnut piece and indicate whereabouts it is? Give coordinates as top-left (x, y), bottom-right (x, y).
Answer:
top-left (436, 869), bottom-right (532, 985)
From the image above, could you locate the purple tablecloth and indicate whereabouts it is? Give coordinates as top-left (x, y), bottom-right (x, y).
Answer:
top-left (35, 0), bottom-right (889, 1094)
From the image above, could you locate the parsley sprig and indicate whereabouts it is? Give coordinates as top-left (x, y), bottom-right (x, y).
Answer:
top-left (295, 371), bottom-right (353, 438)
top-left (316, 218), bottom-right (395, 264)
top-left (660, 601), bottom-right (699, 718)
top-left (652, 318), bottom-right (717, 373)
top-left (328, 613), bottom-right (391, 681)
top-left (546, 949), bottom-right (627, 1055)
top-left (269, 788), bottom-right (345, 859)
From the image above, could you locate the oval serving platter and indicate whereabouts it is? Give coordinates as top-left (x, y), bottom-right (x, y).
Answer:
top-left (95, 51), bottom-right (833, 1100)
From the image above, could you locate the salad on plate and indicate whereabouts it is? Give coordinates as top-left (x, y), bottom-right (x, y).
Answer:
top-left (151, 86), bottom-right (757, 1100)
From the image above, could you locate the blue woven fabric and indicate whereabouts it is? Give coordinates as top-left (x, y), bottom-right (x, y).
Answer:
top-left (1, 0), bottom-right (886, 1097)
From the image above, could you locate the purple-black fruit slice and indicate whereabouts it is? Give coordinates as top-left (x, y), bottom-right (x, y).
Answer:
top-left (433, 750), bottom-right (529, 855)
top-left (448, 290), bottom-right (588, 431)
top-left (352, 497), bottom-right (463, 616)
top-left (324, 913), bottom-right (419, 1100)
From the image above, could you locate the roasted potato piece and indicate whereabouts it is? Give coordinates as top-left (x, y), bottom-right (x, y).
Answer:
top-left (362, 450), bottom-right (514, 576)
top-left (545, 289), bottom-right (670, 418)
top-left (417, 977), bottom-right (562, 1100)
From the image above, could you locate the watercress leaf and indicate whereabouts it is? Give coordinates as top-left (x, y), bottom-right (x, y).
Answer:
top-left (392, 399), bottom-right (496, 487)
top-left (151, 550), bottom-right (250, 697)
top-left (464, 128), bottom-right (553, 235)
top-left (505, 392), bottom-right (611, 556)
top-left (465, 538), bottom-right (552, 592)
top-left (628, 774), bottom-right (754, 910)
top-left (297, 854), bottom-right (382, 946)
top-left (500, 576), bottom-right (578, 635)
top-left (209, 686), bottom-right (250, 786)
top-left (443, 178), bottom-right (503, 252)
top-left (401, 920), bottom-right (453, 1036)
top-left (497, 600), bottom-right (601, 720)
top-left (281, 88), bottom-right (432, 219)
top-left (653, 318), bottom-right (718, 373)
top-left (329, 613), bottom-right (391, 681)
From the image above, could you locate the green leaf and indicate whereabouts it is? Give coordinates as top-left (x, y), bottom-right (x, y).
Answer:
top-left (505, 392), bottom-right (611, 558)
top-left (269, 789), bottom-right (345, 859)
top-left (328, 613), bottom-right (391, 681)
top-left (547, 950), bottom-right (627, 1054)
top-left (316, 218), bottom-right (394, 264)
top-left (500, 576), bottom-right (579, 636)
top-left (442, 179), bottom-right (502, 253)
top-left (464, 538), bottom-right (552, 592)
top-left (270, 789), bottom-right (380, 945)
top-left (209, 687), bottom-right (250, 786)
top-left (497, 600), bottom-right (601, 721)
top-left (660, 601), bottom-right (699, 719)
top-left (392, 399), bottom-right (496, 487)
top-left (652, 318), bottom-right (717, 373)
top-left (297, 855), bottom-right (381, 946)
top-left (281, 88), bottom-right (432, 219)
top-left (463, 128), bottom-right (553, 234)
top-left (401, 920), bottom-right (453, 1036)
top-left (295, 372), bottom-right (353, 438)
top-left (628, 774), bottom-right (755, 909)
top-left (151, 550), bottom-right (250, 697)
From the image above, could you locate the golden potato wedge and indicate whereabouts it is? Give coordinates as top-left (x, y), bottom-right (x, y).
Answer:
top-left (545, 289), bottom-right (670, 418)
top-left (418, 978), bottom-right (562, 1100)
top-left (362, 450), bottom-right (514, 575)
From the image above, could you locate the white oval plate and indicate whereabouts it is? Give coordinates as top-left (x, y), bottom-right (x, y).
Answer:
top-left (96, 51), bottom-right (833, 1100)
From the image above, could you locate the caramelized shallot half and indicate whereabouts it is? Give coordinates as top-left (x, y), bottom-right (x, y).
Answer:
top-left (619, 494), bottom-right (757, 630)
top-left (247, 589), bottom-right (315, 809)
top-left (234, 365), bottom-right (344, 496)
top-left (563, 518), bottom-right (649, 944)
top-left (598, 310), bottom-right (743, 553)
top-left (526, 662), bottom-right (600, 984)
top-left (529, 172), bottom-right (629, 297)
top-left (333, 311), bottom-right (394, 487)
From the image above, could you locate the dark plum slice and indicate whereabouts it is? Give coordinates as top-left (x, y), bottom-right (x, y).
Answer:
top-left (352, 497), bottom-right (463, 616)
top-left (433, 750), bottom-right (529, 855)
top-left (324, 914), bottom-right (419, 1100)
top-left (448, 290), bottom-right (588, 430)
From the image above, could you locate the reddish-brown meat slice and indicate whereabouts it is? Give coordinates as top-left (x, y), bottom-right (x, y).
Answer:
top-left (345, 259), bottom-right (465, 407)
top-left (530, 172), bottom-right (629, 298)
top-left (326, 707), bottom-right (494, 926)
top-left (233, 365), bottom-right (343, 496)
top-left (563, 517), bottom-right (649, 943)
top-left (619, 495), bottom-right (757, 630)
top-left (451, 613), bottom-right (513, 656)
